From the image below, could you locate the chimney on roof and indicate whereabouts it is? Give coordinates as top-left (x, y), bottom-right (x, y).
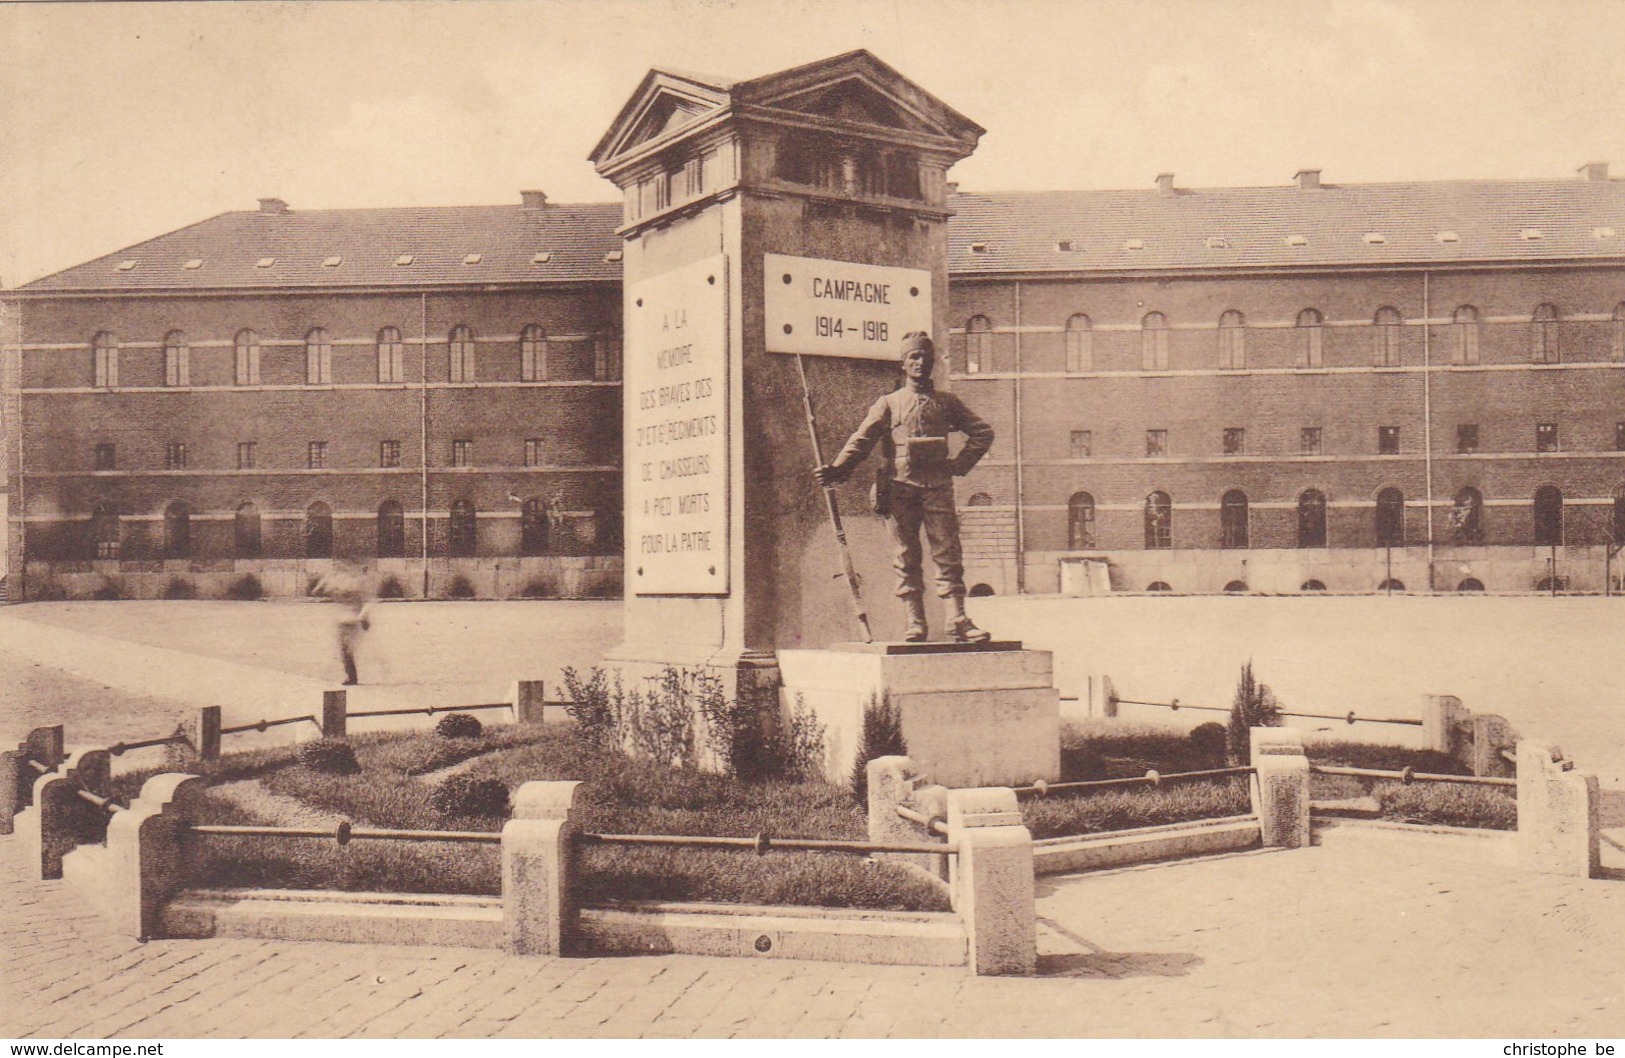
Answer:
top-left (521, 190), bottom-right (548, 209)
top-left (1579, 162), bottom-right (1609, 182)
top-left (1294, 169), bottom-right (1322, 190)
top-left (257, 197), bottom-right (289, 214)
top-left (1155, 173), bottom-right (1176, 195)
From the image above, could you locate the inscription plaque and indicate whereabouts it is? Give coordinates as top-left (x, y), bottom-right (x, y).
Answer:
top-left (626, 255), bottom-right (730, 595)
top-left (764, 253), bottom-right (933, 360)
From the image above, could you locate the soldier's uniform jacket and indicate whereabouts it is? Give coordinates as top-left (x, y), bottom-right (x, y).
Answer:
top-left (830, 385), bottom-right (994, 489)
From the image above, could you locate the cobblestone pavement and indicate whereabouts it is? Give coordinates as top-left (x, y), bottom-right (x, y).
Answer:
top-left (3, 835), bottom-right (1622, 1039)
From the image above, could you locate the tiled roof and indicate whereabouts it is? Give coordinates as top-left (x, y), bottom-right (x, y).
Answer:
top-left (18, 200), bottom-right (625, 293)
top-left (946, 178), bottom-right (1625, 276)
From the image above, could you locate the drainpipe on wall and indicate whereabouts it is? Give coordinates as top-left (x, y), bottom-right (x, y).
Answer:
top-left (1422, 271), bottom-right (1436, 590)
top-left (1012, 281), bottom-right (1026, 594)
top-left (10, 298), bottom-right (22, 602)
top-left (420, 291), bottom-right (430, 599)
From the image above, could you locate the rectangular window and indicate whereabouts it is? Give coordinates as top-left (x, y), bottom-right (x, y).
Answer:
top-left (94, 443), bottom-right (116, 471)
top-left (1146, 429), bottom-right (1167, 458)
top-left (1457, 424), bottom-right (1479, 455)
top-left (236, 441), bottom-right (257, 470)
top-left (1300, 427), bottom-right (1323, 456)
top-left (1069, 430), bottom-right (1092, 459)
top-left (451, 439), bottom-right (472, 467)
top-left (524, 438), bottom-right (544, 468)
top-left (307, 441), bottom-right (327, 470)
top-left (1378, 426), bottom-right (1400, 455)
top-left (1222, 427), bottom-right (1245, 455)
top-left (164, 443), bottom-right (188, 471)
top-left (380, 440), bottom-right (401, 468)
top-left (594, 336), bottom-right (622, 382)
top-left (1536, 422), bottom-right (1558, 453)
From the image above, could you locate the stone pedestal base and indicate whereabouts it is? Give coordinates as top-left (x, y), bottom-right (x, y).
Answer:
top-left (778, 642), bottom-right (1061, 789)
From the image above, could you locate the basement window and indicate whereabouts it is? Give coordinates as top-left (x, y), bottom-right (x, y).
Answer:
top-left (532, 252), bottom-right (553, 263)
top-left (323, 256), bottom-right (343, 268)
top-left (463, 253), bottom-right (483, 265)
top-left (395, 255), bottom-right (415, 266)
top-left (256, 257), bottom-right (276, 268)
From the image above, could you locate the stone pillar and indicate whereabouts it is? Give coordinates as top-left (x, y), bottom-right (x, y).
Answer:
top-left (104, 773), bottom-right (205, 940)
top-left (23, 748), bottom-right (112, 880)
top-left (1249, 727), bottom-right (1311, 848)
top-left (946, 787), bottom-right (1036, 976)
top-left (1472, 714), bottom-right (1519, 779)
top-left (164, 707), bottom-right (221, 769)
top-left (1101, 674), bottom-right (1119, 719)
top-left (1516, 740), bottom-right (1599, 878)
top-left (1421, 694), bottom-right (1467, 758)
top-left (502, 780), bottom-right (583, 956)
top-left (321, 690), bottom-right (348, 740)
top-left (1, 725), bottom-right (64, 835)
top-left (510, 680), bottom-right (550, 725)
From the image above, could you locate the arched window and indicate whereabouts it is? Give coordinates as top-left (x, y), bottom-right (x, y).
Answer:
top-left (163, 331), bottom-right (190, 387)
top-left (305, 327), bottom-right (332, 384)
top-left (1218, 310), bottom-right (1245, 370)
top-left (1533, 485), bottom-right (1563, 546)
top-left (1144, 491), bottom-right (1172, 549)
top-left (966, 492), bottom-right (993, 507)
top-left (1451, 487), bottom-right (1484, 544)
top-left (234, 328), bottom-right (260, 385)
top-left (1220, 489), bottom-right (1249, 549)
top-left (91, 502), bottom-right (121, 560)
top-left (163, 501), bottom-right (191, 559)
top-left (1296, 309), bottom-right (1323, 369)
top-left (234, 502), bottom-right (261, 558)
top-left (448, 325), bottom-right (476, 383)
top-left (1375, 487), bottom-right (1405, 547)
top-left (1145, 581), bottom-right (1172, 592)
top-left (92, 331), bottom-right (118, 387)
top-left (1372, 307), bottom-right (1402, 367)
top-left (1297, 489), bottom-right (1327, 548)
top-left (964, 316), bottom-right (992, 374)
top-left (1224, 580), bottom-right (1248, 593)
top-left (303, 501), bottom-right (333, 558)
top-left (521, 498), bottom-right (549, 556)
top-left (1300, 580), bottom-right (1327, 592)
top-left (1379, 578), bottom-right (1405, 592)
top-left (377, 500), bottom-right (405, 558)
top-left (1141, 312), bottom-right (1169, 371)
top-left (521, 324), bottom-right (546, 382)
top-left (1064, 314), bottom-right (1092, 372)
top-left (377, 327), bottom-right (404, 383)
top-left (1613, 303), bottom-right (1625, 363)
top-left (1452, 306), bottom-right (1481, 365)
top-left (449, 499), bottom-right (477, 557)
top-left (1531, 303), bottom-right (1560, 364)
top-left (1067, 491), bottom-right (1095, 549)
top-left (1458, 577), bottom-right (1485, 592)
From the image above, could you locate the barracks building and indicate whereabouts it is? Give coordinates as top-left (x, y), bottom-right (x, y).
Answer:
top-left (6, 162), bottom-right (1625, 600)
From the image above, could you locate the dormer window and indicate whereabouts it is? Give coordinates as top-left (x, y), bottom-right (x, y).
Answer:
top-left (1520, 229), bottom-right (1544, 241)
top-left (463, 253), bottom-right (483, 265)
top-left (1363, 232), bottom-right (1387, 245)
top-left (395, 255), bottom-right (415, 266)
top-left (1056, 240), bottom-right (1075, 252)
top-left (1204, 237), bottom-right (1229, 249)
top-left (182, 259), bottom-right (203, 270)
top-left (968, 242), bottom-right (989, 254)
top-left (532, 252), bottom-right (553, 263)
top-left (323, 256), bottom-right (343, 268)
top-left (256, 257), bottom-right (276, 268)
top-left (1594, 227), bottom-right (1616, 240)
top-left (1285, 234), bottom-right (1308, 247)
top-left (1123, 238), bottom-right (1145, 250)
top-left (115, 260), bottom-right (137, 272)
top-left (1436, 231), bottom-right (1459, 243)
top-left (605, 250), bottom-right (623, 263)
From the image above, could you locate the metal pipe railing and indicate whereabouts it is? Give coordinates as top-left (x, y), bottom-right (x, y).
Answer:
top-left (1112, 697), bottom-right (1423, 728)
top-left (109, 734), bottom-right (189, 756)
top-left (1309, 764), bottom-right (1516, 788)
top-left (345, 701), bottom-right (528, 720)
top-left (220, 715), bottom-right (320, 736)
top-left (576, 832), bottom-right (955, 857)
top-left (892, 805), bottom-right (950, 836)
top-left (1013, 766), bottom-right (1255, 798)
top-left (75, 788), bottom-right (124, 813)
top-left (190, 821), bottom-right (501, 845)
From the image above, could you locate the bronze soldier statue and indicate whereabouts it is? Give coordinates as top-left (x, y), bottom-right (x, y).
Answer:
top-left (814, 331), bottom-right (995, 643)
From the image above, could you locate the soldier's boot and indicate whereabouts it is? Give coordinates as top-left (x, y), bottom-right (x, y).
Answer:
top-left (902, 593), bottom-right (929, 643)
top-left (945, 593), bottom-right (991, 644)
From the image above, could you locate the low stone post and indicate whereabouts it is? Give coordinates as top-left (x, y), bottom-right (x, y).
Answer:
top-left (24, 749), bottom-right (113, 880)
top-left (866, 756), bottom-right (949, 880)
top-left (946, 786), bottom-right (1036, 976)
top-left (503, 779), bottom-right (583, 956)
top-left (164, 707), bottom-right (221, 769)
top-left (1472, 714), bottom-right (1519, 779)
top-left (1422, 695), bottom-right (1468, 758)
top-left (1, 725), bottom-right (65, 836)
top-left (510, 680), bottom-right (550, 725)
top-left (1100, 675), bottom-right (1118, 719)
top-left (104, 773), bottom-right (205, 940)
top-left (1516, 740), bottom-right (1599, 878)
top-left (1249, 727), bottom-right (1311, 849)
top-left (321, 690), bottom-right (348, 739)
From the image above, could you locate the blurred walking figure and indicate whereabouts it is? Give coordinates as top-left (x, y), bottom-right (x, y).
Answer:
top-left (314, 561), bottom-right (373, 685)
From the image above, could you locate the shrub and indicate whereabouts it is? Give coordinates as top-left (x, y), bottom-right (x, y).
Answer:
top-left (767, 695), bottom-right (828, 781)
top-left (296, 739), bottom-right (360, 776)
top-left (447, 575), bottom-right (476, 599)
top-left (224, 574), bottom-right (264, 601)
top-left (623, 668), bottom-right (699, 769)
top-left (92, 581), bottom-right (122, 600)
top-left (434, 712), bottom-right (483, 739)
top-left (850, 696), bottom-right (906, 803)
top-left (428, 775), bottom-right (510, 818)
top-left (377, 576), bottom-right (405, 599)
top-left (1190, 722), bottom-right (1228, 764)
top-left (1226, 661), bottom-right (1282, 766)
top-left (162, 576), bottom-right (196, 600)
top-left (562, 665), bottom-right (622, 750)
top-left (521, 577), bottom-right (552, 599)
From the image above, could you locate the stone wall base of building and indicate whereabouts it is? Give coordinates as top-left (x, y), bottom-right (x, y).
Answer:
top-left (11, 556), bottom-right (623, 603)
